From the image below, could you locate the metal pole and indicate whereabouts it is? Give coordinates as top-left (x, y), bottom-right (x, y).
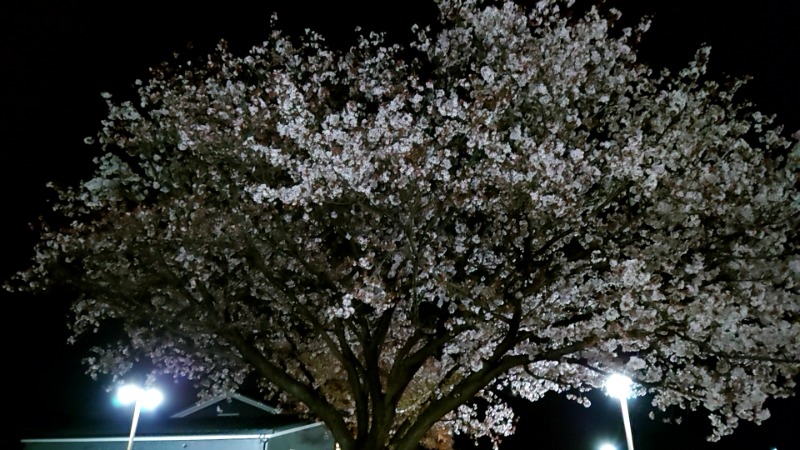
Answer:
top-left (619, 398), bottom-right (634, 450)
top-left (126, 398), bottom-right (142, 450)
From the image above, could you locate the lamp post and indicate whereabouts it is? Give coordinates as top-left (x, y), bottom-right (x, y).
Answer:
top-left (605, 374), bottom-right (634, 450)
top-left (116, 385), bottom-right (163, 450)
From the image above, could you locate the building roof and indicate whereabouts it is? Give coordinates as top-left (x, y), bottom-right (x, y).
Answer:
top-left (21, 392), bottom-right (321, 444)
top-left (171, 391), bottom-right (281, 418)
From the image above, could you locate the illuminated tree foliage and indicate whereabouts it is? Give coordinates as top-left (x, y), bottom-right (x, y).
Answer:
top-left (11, 1), bottom-right (800, 449)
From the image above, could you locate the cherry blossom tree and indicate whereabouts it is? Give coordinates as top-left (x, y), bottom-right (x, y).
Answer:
top-left (10, 1), bottom-right (800, 449)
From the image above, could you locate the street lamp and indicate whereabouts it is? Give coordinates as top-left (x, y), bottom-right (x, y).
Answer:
top-left (116, 384), bottom-right (163, 450)
top-left (605, 374), bottom-right (634, 450)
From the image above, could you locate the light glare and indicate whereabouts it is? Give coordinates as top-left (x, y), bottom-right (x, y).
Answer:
top-left (605, 373), bottom-right (633, 399)
top-left (116, 384), bottom-right (163, 410)
top-left (140, 388), bottom-right (164, 410)
top-left (117, 385), bottom-right (143, 405)
top-left (599, 444), bottom-right (616, 450)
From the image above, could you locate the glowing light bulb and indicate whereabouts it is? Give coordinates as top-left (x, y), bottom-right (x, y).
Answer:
top-left (605, 373), bottom-right (633, 399)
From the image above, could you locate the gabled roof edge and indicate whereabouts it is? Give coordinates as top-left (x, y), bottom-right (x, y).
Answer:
top-left (171, 392), bottom-right (281, 418)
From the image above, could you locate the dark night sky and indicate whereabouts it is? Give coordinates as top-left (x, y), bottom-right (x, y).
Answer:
top-left (2, 1), bottom-right (798, 449)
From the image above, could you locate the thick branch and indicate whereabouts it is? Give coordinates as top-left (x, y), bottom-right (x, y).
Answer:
top-left (392, 335), bottom-right (598, 450)
top-left (224, 331), bottom-right (356, 450)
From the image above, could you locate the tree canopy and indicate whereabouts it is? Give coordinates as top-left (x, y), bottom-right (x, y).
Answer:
top-left (10, 1), bottom-right (800, 449)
